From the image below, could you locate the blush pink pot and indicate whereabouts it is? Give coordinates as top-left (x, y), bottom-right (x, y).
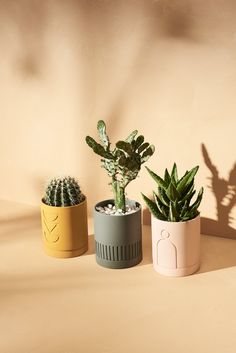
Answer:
top-left (151, 215), bottom-right (201, 277)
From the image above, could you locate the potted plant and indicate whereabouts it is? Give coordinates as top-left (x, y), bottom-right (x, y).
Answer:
top-left (41, 176), bottom-right (88, 258)
top-left (142, 164), bottom-right (203, 276)
top-left (86, 120), bottom-right (155, 269)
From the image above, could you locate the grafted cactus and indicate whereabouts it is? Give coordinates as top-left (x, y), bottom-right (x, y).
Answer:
top-left (86, 120), bottom-right (155, 212)
top-left (142, 164), bottom-right (203, 222)
top-left (43, 177), bottom-right (85, 207)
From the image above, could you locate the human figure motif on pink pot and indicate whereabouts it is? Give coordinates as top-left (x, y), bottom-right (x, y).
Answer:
top-left (157, 230), bottom-right (177, 269)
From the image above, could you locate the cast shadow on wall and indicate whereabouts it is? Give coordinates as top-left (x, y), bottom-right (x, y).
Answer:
top-left (201, 143), bottom-right (236, 239)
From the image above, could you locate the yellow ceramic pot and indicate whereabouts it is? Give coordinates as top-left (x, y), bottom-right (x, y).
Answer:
top-left (40, 198), bottom-right (88, 258)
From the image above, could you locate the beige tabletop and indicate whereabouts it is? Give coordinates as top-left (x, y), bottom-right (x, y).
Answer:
top-left (1, 200), bottom-right (236, 353)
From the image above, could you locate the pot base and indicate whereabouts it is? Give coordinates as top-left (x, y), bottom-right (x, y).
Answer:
top-left (96, 254), bottom-right (142, 269)
top-left (155, 262), bottom-right (200, 277)
top-left (44, 243), bottom-right (88, 259)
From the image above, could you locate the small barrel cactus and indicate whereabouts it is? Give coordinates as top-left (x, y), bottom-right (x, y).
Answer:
top-left (142, 163), bottom-right (204, 222)
top-left (43, 177), bottom-right (85, 207)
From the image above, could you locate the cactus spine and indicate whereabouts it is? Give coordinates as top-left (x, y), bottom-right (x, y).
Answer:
top-left (142, 163), bottom-right (204, 222)
top-left (43, 177), bottom-right (85, 207)
top-left (86, 120), bottom-right (155, 212)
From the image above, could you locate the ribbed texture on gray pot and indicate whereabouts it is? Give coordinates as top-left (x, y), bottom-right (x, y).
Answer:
top-left (94, 199), bottom-right (142, 269)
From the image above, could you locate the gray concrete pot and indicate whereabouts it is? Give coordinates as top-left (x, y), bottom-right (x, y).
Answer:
top-left (94, 199), bottom-right (142, 269)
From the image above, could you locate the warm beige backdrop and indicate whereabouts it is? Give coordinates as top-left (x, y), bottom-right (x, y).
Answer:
top-left (0, 0), bottom-right (236, 236)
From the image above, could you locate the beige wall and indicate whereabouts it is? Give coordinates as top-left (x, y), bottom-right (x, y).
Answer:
top-left (1, 0), bottom-right (236, 236)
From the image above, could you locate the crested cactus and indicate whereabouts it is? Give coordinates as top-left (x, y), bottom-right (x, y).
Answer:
top-left (142, 164), bottom-right (203, 222)
top-left (86, 120), bottom-right (155, 212)
top-left (43, 177), bottom-right (85, 207)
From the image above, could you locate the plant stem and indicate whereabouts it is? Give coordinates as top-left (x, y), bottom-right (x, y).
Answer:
top-left (112, 180), bottom-right (126, 212)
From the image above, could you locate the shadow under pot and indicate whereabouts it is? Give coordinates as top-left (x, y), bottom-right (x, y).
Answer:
top-left (94, 199), bottom-right (142, 269)
top-left (151, 215), bottom-right (200, 277)
top-left (40, 199), bottom-right (88, 258)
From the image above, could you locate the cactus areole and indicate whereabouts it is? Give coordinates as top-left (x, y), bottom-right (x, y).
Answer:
top-left (86, 120), bottom-right (155, 212)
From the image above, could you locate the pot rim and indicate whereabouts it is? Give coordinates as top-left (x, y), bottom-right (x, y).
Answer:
top-left (151, 213), bottom-right (200, 225)
top-left (94, 198), bottom-right (141, 217)
top-left (41, 196), bottom-right (87, 209)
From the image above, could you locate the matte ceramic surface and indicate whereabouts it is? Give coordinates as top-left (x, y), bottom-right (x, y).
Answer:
top-left (41, 199), bottom-right (88, 258)
top-left (94, 199), bottom-right (142, 269)
top-left (151, 215), bottom-right (200, 276)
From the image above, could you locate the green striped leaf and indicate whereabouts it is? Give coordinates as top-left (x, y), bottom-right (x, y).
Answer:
top-left (177, 166), bottom-right (199, 194)
top-left (145, 167), bottom-right (167, 189)
top-left (189, 187), bottom-right (204, 212)
top-left (164, 168), bottom-right (171, 184)
top-left (169, 201), bottom-right (179, 222)
top-left (166, 182), bottom-right (181, 201)
top-left (158, 187), bottom-right (170, 206)
top-left (141, 193), bottom-right (166, 220)
top-left (171, 163), bottom-right (178, 183)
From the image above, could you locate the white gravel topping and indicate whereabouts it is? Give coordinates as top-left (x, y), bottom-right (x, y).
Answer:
top-left (96, 204), bottom-right (139, 215)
